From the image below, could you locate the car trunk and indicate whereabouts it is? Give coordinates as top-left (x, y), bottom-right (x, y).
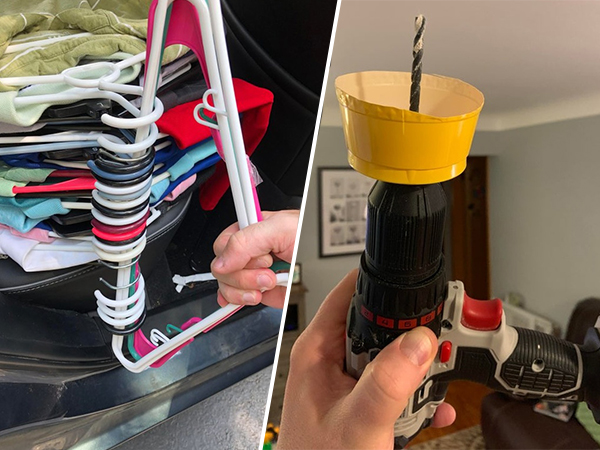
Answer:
top-left (0, 0), bottom-right (329, 445)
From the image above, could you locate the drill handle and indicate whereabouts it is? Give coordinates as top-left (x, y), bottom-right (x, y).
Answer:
top-left (393, 325), bottom-right (598, 448)
top-left (431, 282), bottom-right (589, 402)
top-left (392, 283), bottom-right (600, 447)
top-left (434, 329), bottom-right (586, 399)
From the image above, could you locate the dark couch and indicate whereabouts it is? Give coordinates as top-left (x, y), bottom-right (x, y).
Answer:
top-left (481, 298), bottom-right (600, 449)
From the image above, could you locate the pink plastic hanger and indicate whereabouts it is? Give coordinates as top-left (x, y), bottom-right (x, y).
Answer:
top-left (147, 0), bottom-right (218, 147)
top-left (12, 177), bottom-right (96, 194)
top-left (91, 210), bottom-right (151, 234)
top-left (92, 222), bottom-right (146, 242)
top-left (146, 0), bottom-right (261, 220)
top-left (133, 317), bottom-right (202, 368)
top-left (47, 169), bottom-right (94, 178)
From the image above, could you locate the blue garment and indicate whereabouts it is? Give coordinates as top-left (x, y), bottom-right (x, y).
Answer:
top-left (0, 197), bottom-right (69, 232)
top-left (0, 138), bottom-right (210, 172)
top-left (154, 140), bottom-right (180, 165)
top-left (166, 140), bottom-right (217, 180)
top-left (150, 153), bottom-right (220, 204)
top-left (36, 221), bottom-right (52, 231)
top-left (153, 138), bottom-right (215, 177)
top-left (0, 153), bottom-right (64, 170)
top-left (153, 150), bottom-right (186, 177)
top-left (150, 178), bottom-right (170, 203)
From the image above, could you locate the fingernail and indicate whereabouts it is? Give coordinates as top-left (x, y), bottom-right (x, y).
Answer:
top-left (257, 274), bottom-right (273, 289)
top-left (242, 292), bottom-right (256, 303)
top-left (399, 329), bottom-right (432, 366)
top-left (213, 257), bottom-right (225, 270)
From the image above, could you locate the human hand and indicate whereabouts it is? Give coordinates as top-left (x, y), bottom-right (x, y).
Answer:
top-left (277, 270), bottom-right (456, 449)
top-left (211, 209), bottom-right (299, 309)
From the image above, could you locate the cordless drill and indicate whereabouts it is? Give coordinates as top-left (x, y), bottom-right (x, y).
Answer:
top-left (336, 71), bottom-right (600, 448)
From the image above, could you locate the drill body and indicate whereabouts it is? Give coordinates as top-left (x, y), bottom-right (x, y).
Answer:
top-left (346, 180), bottom-right (600, 447)
top-left (346, 181), bottom-right (447, 378)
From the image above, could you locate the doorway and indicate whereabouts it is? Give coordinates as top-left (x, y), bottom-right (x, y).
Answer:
top-left (448, 156), bottom-right (491, 300)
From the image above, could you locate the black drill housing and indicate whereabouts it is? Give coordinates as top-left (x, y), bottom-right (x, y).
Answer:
top-left (347, 181), bottom-right (448, 356)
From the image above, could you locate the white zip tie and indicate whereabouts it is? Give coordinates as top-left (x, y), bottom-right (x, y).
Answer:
top-left (172, 271), bottom-right (289, 293)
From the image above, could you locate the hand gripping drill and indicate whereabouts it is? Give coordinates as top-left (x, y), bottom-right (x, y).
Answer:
top-left (345, 180), bottom-right (600, 447)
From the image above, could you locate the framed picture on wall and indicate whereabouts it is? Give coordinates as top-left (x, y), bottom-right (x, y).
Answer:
top-left (292, 263), bottom-right (302, 284)
top-left (318, 167), bottom-right (374, 257)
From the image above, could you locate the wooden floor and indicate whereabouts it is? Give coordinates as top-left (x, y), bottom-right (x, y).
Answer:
top-left (407, 381), bottom-right (492, 446)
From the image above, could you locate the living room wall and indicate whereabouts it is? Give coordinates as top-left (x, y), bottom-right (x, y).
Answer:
top-left (295, 126), bottom-right (362, 321)
top-left (484, 115), bottom-right (600, 333)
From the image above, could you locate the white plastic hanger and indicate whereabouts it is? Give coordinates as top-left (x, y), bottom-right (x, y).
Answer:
top-left (5, 32), bottom-right (95, 55)
top-left (0, 52), bottom-right (146, 88)
top-left (98, 0), bottom-right (255, 373)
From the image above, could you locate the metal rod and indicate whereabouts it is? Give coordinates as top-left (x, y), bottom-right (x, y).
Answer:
top-left (410, 15), bottom-right (426, 112)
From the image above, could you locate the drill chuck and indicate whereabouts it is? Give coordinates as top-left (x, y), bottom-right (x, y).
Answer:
top-left (365, 182), bottom-right (446, 282)
top-left (347, 181), bottom-right (448, 361)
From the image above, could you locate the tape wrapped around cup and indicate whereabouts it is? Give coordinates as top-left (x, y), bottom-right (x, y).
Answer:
top-left (336, 71), bottom-right (484, 184)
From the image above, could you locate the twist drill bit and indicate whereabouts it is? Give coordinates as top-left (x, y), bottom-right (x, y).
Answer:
top-left (410, 15), bottom-right (426, 112)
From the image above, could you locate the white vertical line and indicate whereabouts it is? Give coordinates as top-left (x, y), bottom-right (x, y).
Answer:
top-left (258, 0), bottom-right (344, 447)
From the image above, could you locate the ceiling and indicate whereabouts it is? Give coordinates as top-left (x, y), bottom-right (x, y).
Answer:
top-left (321, 0), bottom-right (600, 131)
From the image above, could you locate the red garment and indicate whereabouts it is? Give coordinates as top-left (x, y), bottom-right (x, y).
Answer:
top-left (157, 78), bottom-right (273, 210)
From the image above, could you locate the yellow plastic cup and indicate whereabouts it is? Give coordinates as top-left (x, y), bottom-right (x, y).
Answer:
top-left (336, 71), bottom-right (484, 184)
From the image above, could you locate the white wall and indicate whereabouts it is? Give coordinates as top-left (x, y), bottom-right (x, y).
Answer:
top-left (485, 116), bottom-right (600, 333)
top-left (300, 121), bottom-right (600, 333)
top-left (297, 126), bottom-right (361, 321)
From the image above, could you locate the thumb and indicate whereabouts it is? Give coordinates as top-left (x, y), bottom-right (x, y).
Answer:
top-left (345, 327), bottom-right (438, 431)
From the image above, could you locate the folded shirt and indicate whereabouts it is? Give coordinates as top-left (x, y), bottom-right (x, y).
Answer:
top-left (151, 153), bottom-right (220, 204)
top-left (0, 122), bottom-right (46, 134)
top-left (164, 139), bottom-right (217, 180)
top-left (0, 223), bottom-right (55, 243)
top-left (0, 197), bottom-right (69, 233)
top-left (0, 228), bottom-right (96, 272)
top-left (0, 163), bottom-right (53, 183)
top-left (164, 173), bottom-right (197, 202)
top-left (0, 2), bottom-right (188, 91)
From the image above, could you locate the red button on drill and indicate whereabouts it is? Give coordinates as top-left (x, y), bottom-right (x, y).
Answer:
top-left (439, 341), bottom-right (452, 363)
top-left (461, 293), bottom-right (503, 331)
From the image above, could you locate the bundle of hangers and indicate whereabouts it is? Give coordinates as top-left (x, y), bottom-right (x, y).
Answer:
top-left (0, 51), bottom-right (219, 271)
top-left (0, 5), bottom-right (215, 272)
top-left (0, 0), bottom-right (288, 372)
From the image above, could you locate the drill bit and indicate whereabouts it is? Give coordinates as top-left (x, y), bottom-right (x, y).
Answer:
top-left (410, 15), bottom-right (426, 112)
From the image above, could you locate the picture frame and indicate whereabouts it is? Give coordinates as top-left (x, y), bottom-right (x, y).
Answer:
top-left (292, 263), bottom-right (302, 284)
top-left (318, 167), bottom-right (374, 257)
